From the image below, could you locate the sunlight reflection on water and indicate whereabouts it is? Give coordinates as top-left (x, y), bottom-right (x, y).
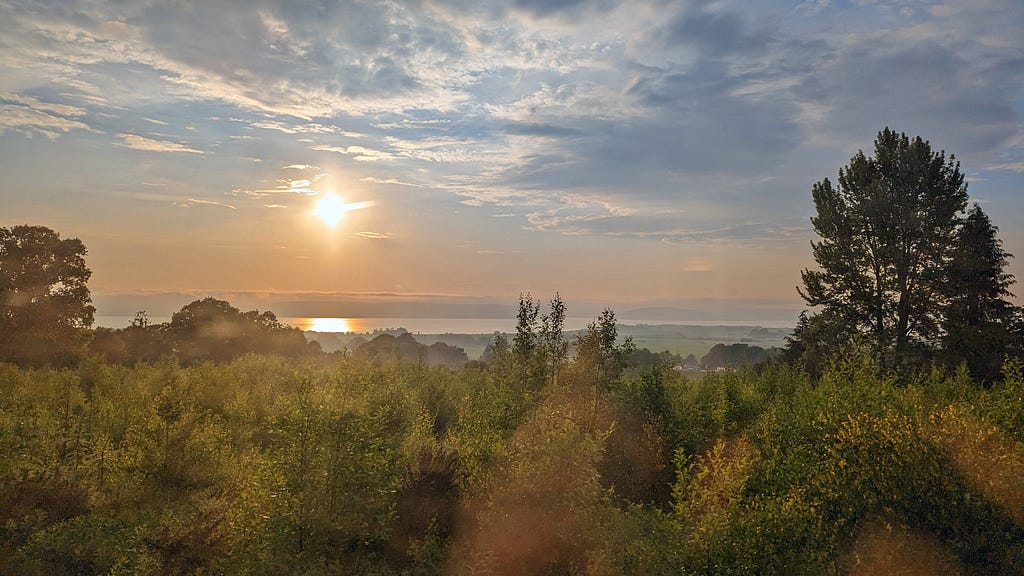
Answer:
top-left (94, 315), bottom-right (796, 333)
top-left (302, 317), bottom-right (352, 332)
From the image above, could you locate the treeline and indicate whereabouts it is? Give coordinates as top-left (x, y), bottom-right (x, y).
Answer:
top-left (89, 297), bottom-right (321, 365)
top-left (353, 331), bottom-right (469, 369)
top-left (0, 227), bottom-right (319, 368)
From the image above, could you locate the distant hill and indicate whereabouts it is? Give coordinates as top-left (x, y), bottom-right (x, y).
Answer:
top-left (620, 307), bottom-right (720, 321)
top-left (621, 306), bottom-right (801, 322)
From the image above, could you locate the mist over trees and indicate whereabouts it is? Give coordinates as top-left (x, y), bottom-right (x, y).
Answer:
top-left (354, 331), bottom-right (470, 369)
top-left (87, 297), bottom-right (320, 365)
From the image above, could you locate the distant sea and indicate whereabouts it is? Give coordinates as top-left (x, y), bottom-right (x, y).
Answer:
top-left (94, 315), bottom-right (797, 333)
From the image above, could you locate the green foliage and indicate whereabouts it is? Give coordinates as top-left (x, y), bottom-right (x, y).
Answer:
top-left (87, 297), bottom-right (319, 366)
top-left (795, 129), bottom-right (1023, 382)
top-left (167, 297), bottom-right (317, 363)
top-left (800, 128), bottom-right (969, 373)
top-left (355, 331), bottom-right (469, 369)
top-left (510, 292), bottom-right (569, 388)
top-left (701, 342), bottom-right (777, 370)
top-left (4, 327), bottom-right (1024, 574)
top-left (943, 204), bottom-right (1018, 384)
top-left (0, 225), bottom-right (95, 367)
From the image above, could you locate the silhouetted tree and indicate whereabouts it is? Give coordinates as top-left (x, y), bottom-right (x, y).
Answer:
top-left (942, 204), bottom-right (1018, 384)
top-left (87, 327), bottom-right (128, 364)
top-left (119, 311), bottom-right (172, 363)
top-left (799, 128), bottom-right (968, 374)
top-left (166, 297), bottom-right (314, 363)
top-left (0, 225), bottom-right (94, 366)
top-left (541, 293), bottom-right (568, 384)
top-left (510, 293), bottom-right (568, 386)
top-left (355, 332), bottom-right (468, 369)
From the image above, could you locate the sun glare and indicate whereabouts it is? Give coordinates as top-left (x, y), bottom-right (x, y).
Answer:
top-left (313, 194), bottom-right (349, 227)
top-left (308, 317), bottom-right (351, 333)
top-left (312, 194), bottom-right (372, 227)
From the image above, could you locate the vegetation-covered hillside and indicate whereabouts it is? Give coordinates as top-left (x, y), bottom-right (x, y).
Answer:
top-left (3, 343), bottom-right (1024, 574)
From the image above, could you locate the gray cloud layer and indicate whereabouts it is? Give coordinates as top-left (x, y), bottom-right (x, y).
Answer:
top-left (2, 0), bottom-right (1023, 244)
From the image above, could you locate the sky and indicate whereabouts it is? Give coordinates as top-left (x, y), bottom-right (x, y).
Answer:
top-left (2, 0), bottom-right (1023, 321)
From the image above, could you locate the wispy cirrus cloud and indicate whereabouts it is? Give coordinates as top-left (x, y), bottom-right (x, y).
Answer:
top-left (117, 133), bottom-right (204, 154)
top-left (0, 92), bottom-right (92, 139)
top-left (987, 161), bottom-right (1024, 173)
top-left (354, 231), bottom-right (391, 240)
top-left (360, 176), bottom-right (424, 188)
top-left (181, 198), bottom-right (236, 209)
top-left (310, 144), bottom-right (395, 161)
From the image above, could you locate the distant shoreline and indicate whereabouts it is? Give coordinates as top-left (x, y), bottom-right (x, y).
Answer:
top-left (94, 315), bottom-right (798, 333)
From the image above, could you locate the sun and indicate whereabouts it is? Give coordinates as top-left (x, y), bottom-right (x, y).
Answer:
top-left (313, 194), bottom-right (349, 227)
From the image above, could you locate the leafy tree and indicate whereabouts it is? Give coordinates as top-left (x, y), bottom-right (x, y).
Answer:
top-left (119, 311), bottom-right (172, 363)
top-left (782, 310), bottom-right (858, 380)
top-left (799, 128), bottom-right (968, 374)
top-left (166, 297), bottom-right (314, 363)
top-left (700, 343), bottom-right (775, 370)
top-left (0, 225), bottom-right (95, 367)
top-left (540, 293), bottom-right (568, 375)
top-left (575, 307), bottom-right (634, 387)
top-left (480, 331), bottom-right (509, 364)
top-left (512, 293), bottom-right (541, 359)
top-left (942, 204), bottom-right (1018, 384)
top-left (354, 332), bottom-right (469, 368)
top-left (511, 293), bottom-right (568, 386)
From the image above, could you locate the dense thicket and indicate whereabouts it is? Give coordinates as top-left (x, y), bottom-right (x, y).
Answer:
top-left (3, 337), bottom-right (1024, 574)
top-left (700, 342), bottom-right (776, 370)
top-left (354, 331), bottom-right (469, 369)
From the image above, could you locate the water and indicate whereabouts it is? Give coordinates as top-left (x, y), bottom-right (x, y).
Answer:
top-left (95, 315), bottom-right (796, 333)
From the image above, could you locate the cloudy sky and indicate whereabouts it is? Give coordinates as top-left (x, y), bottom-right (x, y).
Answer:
top-left (2, 0), bottom-right (1023, 320)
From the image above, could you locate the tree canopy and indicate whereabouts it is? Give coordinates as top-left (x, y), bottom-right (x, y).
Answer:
top-left (0, 225), bottom-right (94, 367)
top-left (800, 128), bottom-right (969, 371)
top-left (793, 128), bottom-right (1020, 380)
top-left (942, 204), bottom-right (1018, 383)
top-left (165, 297), bottom-right (318, 363)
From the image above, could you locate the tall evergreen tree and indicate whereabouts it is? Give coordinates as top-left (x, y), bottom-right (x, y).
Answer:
top-left (799, 128), bottom-right (968, 373)
top-left (942, 204), bottom-right (1017, 384)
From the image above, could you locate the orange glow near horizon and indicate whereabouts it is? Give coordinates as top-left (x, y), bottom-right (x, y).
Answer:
top-left (306, 317), bottom-right (352, 332)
